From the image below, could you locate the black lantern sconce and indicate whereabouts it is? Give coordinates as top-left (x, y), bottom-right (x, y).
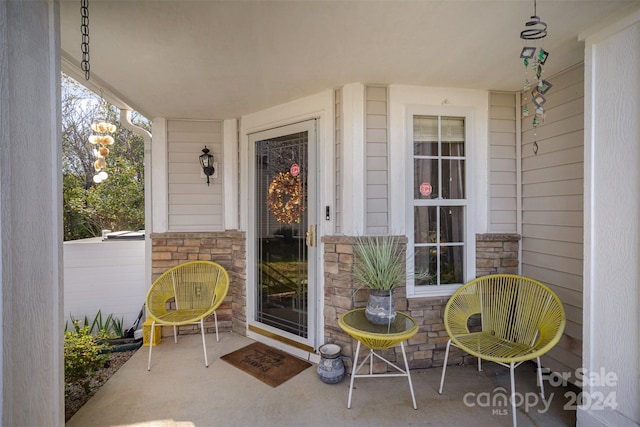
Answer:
top-left (199, 146), bottom-right (215, 186)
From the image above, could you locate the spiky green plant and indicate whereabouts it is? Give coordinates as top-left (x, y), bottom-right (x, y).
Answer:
top-left (352, 236), bottom-right (406, 291)
top-left (111, 315), bottom-right (124, 338)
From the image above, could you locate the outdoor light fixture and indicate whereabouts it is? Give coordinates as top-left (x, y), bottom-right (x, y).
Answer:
top-left (199, 146), bottom-right (215, 186)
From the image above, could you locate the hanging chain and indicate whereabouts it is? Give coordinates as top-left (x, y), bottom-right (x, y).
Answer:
top-left (80, 0), bottom-right (90, 80)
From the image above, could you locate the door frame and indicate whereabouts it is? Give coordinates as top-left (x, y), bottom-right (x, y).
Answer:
top-left (238, 90), bottom-right (335, 359)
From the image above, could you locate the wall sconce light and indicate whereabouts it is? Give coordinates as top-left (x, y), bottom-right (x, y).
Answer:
top-left (199, 146), bottom-right (215, 186)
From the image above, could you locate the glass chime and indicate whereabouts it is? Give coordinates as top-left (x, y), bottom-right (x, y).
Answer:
top-left (520, 0), bottom-right (552, 128)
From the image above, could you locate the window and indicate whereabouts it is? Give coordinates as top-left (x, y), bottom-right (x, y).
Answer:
top-left (411, 115), bottom-right (467, 293)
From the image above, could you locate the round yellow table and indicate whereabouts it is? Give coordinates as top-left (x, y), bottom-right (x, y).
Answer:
top-left (338, 308), bottom-right (419, 409)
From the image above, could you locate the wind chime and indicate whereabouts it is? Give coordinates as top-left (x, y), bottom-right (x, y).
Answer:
top-left (80, 0), bottom-right (116, 183)
top-left (89, 110), bottom-right (116, 184)
top-left (520, 0), bottom-right (552, 139)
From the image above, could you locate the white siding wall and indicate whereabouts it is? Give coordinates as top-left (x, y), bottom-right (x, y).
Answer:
top-left (167, 119), bottom-right (224, 231)
top-left (63, 239), bottom-right (146, 331)
top-left (489, 92), bottom-right (518, 233)
top-left (521, 65), bottom-right (585, 376)
top-left (365, 85), bottom-right (389, 234)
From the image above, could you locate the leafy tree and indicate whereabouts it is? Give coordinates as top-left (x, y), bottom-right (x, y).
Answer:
top-left (62, 73), bottom-right (149, 240)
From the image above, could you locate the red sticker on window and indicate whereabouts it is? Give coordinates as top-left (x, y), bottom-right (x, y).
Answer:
top-left (420, 182), bottom-right (432, 196)
top-left (290, 163), bottom-right (300, 177)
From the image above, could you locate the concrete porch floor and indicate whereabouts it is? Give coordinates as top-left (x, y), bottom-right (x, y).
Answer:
top-left (66, 332), bottom-right (576, 427)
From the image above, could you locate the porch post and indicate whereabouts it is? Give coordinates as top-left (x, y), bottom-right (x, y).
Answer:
top-left (223, 119), bottom-right (239, 230)
top-left (151, 118), bottom-right (169, 232)
top-left (340, 83), bottom-right (366, 235)
top-left (580, 6), bottom-right (640, 427)
top-left (0, 0), bottom-right (64, 425)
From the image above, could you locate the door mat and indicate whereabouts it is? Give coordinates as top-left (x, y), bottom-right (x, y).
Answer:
top-left (220, 342), bottom-right (312, 387)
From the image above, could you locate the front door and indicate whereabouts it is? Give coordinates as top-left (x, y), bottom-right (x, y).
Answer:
top-left (248, 120), bottom-right (317, 352)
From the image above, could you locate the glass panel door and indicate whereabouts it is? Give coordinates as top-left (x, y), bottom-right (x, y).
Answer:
top-left (251, 120), bottom-right (317, 344)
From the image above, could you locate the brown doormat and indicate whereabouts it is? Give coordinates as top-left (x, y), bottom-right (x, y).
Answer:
top-left (220, 342), bottom-right (312, 387)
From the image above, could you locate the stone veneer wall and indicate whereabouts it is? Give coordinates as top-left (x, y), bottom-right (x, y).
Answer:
top-left (150, 231), bottom-right (246, 336)
top-left (322, 233), bottom-right (520, 373)
top-left (475, 233), bottom-right (520, 276)
top-left (149, 231), bottom-right (519, 372)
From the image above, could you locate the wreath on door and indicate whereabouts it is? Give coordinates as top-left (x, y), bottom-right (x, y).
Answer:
top-left (267, 172), bottom-right (305, 224)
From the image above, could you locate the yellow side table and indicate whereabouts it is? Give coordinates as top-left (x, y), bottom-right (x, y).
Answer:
top-left (338, 308), bottom-right (419, 409)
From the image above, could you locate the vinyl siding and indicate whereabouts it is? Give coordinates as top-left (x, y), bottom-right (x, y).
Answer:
top-left (520, 64), bottom-right (584, 376)
top-left (489, 92), bottom-right (518, 233)
top-left (167, 119), bottom-right (224, 231)
top-left (365, 85), bottom-right (388, 234)
top-left (335, 87), bottom-right (343, 234)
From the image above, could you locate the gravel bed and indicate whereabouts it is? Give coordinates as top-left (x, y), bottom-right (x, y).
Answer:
top-left (65, 349), bottom-right (137, 422)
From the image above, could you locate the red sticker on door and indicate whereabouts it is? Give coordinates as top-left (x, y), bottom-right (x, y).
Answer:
top-left (290, 163), bottom-right (300, 177)
top-left (420, 182), bottom-right (432, 196)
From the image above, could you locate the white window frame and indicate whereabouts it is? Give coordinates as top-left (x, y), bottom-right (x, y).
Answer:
top-left (388, 86), bottom-right (489, 298)
top-left (407, 109), bottom-right (473, 297)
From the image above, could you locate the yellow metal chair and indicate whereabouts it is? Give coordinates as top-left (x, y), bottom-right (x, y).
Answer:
top-left (146, 261), bottom-right (230, 370)
top-left (438, 274), bottom-right (565, 427)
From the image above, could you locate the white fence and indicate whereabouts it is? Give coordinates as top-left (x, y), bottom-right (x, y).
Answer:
top-left (63, 237), bottom-right (146, 332)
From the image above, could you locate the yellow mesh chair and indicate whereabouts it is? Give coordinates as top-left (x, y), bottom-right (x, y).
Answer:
top-left (438, 274), bottom-right (565, 427)
top-left (146, 261), bottom-right (230, 371)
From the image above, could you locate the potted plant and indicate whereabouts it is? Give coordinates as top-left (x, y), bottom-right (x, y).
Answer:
top-left (352, 235), bottom-right (407, 325)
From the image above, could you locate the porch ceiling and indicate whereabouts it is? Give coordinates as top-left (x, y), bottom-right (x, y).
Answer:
top-left (59, 0), bottom-right (635, 120)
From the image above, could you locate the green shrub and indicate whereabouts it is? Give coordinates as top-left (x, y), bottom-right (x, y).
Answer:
top-left (64, 324), bottom-right (110, 394)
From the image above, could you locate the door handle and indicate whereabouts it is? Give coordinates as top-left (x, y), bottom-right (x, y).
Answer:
top-left (306, 224), bottom-right (316, 247)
